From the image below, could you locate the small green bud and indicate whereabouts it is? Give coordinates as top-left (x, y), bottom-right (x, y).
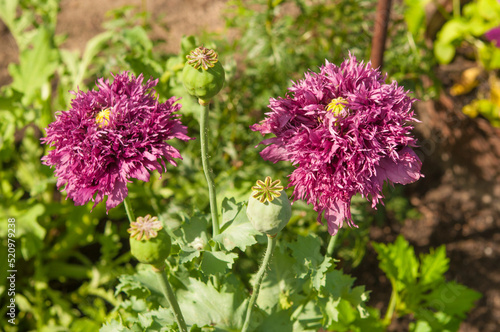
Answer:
top-left (182, 46), bottom-right (225, 103)
top-left (246, 177), bottom-right (292, 236)
top-left (128, 215), bottom-right (171, 268)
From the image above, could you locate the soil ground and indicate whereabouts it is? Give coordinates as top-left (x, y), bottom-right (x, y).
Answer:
top-left (1, 1), bottom-right (499, 331)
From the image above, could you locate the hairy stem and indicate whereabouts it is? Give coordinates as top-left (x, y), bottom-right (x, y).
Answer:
top-left (242, 236), bottom-right (277, 332)
top-left (199, 101), bottom-right (220, 240)
top-left (155, 268), bottom-right (188, 332)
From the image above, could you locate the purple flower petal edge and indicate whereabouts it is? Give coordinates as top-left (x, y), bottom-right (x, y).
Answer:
top-left (251, 54), bottom-right (423, 235)
top-left (42, 72), bottom-right (193, 211)
top-left (485, 26), bottom-right (500, 48)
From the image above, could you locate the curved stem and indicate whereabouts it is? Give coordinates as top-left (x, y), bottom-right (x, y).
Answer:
top-left (155, 268), bottom-right (188, 332)
top-left (242, 236), bottom-right (277, 332)
top-left (199, 101), bottom-right (220, 239)
top-left (326, 234), bottom-right (338, 257)
top-left (123, 196), bottom-right (136, 223)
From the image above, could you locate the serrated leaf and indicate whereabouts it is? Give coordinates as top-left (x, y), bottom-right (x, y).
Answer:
top-left (319, 296), bottom-right (341, 325)
top-left (372, 235), bottom-right (418, 288)
top-left (419, 245), bottom-right (448, 287)
top-left (425, 281), bottom-right (482, 318)
top-left (289, 234), bottom-right (324, 278)
top-left (214, 198), bottom-right (260, 251)
top-left (323, 270), bottom-right (356, 299)
top-left (115, 269), bottom-right (168, 308)
top-left (200, 250), bottom-right (238, 275)
top-left (311, 258), bottom-right (332, 291)
top-left (179, 246), bottom-right (201, 264)
top-left (115, 274), bottom-right (151, 299)
top-left (177, 278), bottom-right (242, 330)
top-left (134, 307), bottom-right (176, 331)
top-left (100, 319), bottom-right (131, 332)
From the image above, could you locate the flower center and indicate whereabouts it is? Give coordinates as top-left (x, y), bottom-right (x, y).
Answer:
top-left (95, 108), bottom-right (111, 128)
top-left (251, 176), bottom-right (284, 203)
top-left (186, 46), bottom-right (219, 70)
top-left (326, 97), bottom-right (348, 116)
top-left (127, 215), bottom-right (163, 241)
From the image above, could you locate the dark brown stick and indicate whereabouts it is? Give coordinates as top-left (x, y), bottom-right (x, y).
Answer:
top-left (370, 0), bottom-right (392, 69)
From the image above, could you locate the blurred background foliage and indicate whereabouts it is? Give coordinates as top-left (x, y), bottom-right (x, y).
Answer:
top-left (0, 0), bottom-right (496, 330)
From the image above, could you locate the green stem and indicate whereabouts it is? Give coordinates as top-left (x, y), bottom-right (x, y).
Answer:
top-left (242, 236), bottom-right (277, 332)
top-left (326, 234), bottom-right (338, 257)
top-left (199, 101), bottom-right (220, 239)
top-left (155, 268), bottom-right (188, 332)
top-left (453, 0), bottom-right (460, 18)
top-left (383, 280), bottom-right (398, 326)
top-left (123, 196), bottom-right (136, 223)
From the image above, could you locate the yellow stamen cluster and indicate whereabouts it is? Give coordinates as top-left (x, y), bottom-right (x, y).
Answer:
top-left (95, 109), bottom-right (111, 128)
top-left (326, 97), bottom-right (348, 116)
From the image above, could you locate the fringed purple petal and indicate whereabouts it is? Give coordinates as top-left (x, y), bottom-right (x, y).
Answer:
top-left (41, 72), bottom-right (193, 212)
top-left (252, 53), bottom-right (422, 235)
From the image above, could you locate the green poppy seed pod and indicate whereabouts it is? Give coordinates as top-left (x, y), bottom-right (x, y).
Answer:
top-left (246, 177), bottom-right (292, 237)
top-left (182, 46), bottom-right (225, 103)
top-left (128, 215), bottom-right (171, 269)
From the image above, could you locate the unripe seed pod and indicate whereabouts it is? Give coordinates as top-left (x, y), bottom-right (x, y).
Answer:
top-left (246, 177), bottom-right (292, 236)
top-left (182, 46), bottom-right (225, 103)
top-left (128, 215), bottom-right (171, 268)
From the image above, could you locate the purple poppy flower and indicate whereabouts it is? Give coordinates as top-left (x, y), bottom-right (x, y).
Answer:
top-left (485, 26), bottom-right (500, 48)
top-left (42, 72), bottom-right (192, 211)
top-left (251, 54), bottom-right (422, 235)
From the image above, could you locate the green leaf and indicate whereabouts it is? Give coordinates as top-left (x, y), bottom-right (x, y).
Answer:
top-left (75, 31), bottom-right (114, 87)
top-left (257, 244), bottom-right (300, 314)
top-left (311, 258), bottom-right (332, 291)
top-left (142, 307), bottom-right (175, 330)
top-left (404, 0), bottom-right (431, 38)
top-left (220, 197), bottom-right (240, 228)
top-left (8, 27), bottom-right (59, 104)
top-left (425, 281), bottom-right (482, 318)
top-left (9, 203), bottom-right (46, 240)
top-left (20, 232), bottom-right (44, 260)
top-left (200, 250), bottom-right (238, 275)
top-left (115, 269), bottom-right (168, 308)
top-left (115, 274), bottom-right (151, 299)
top-left (255, 309), bottom-right (294, 332)
top-left (175, 212), bottom-right (210, 245)
top-left (419, 245), bottom-right (448, 287)
top-left (434, 42), bottom-right (457, 65)
top-left (179, 246), bottom-right (201, 264)
top-left (100, 319), bottom-right (131, 332)
top-left (177, 278), bottom-right (243, 330)
top-left (372, 235), bottom-right (418, 288)
top-left (123, 26), bottom-right (153, 53)
top-left (289, 234), bottom-right (324, 278)
top-left (214, 198), bottom-right (260, 251)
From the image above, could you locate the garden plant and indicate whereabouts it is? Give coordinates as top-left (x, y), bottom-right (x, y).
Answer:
top-left (1, 0), bottom-right (497, 331)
